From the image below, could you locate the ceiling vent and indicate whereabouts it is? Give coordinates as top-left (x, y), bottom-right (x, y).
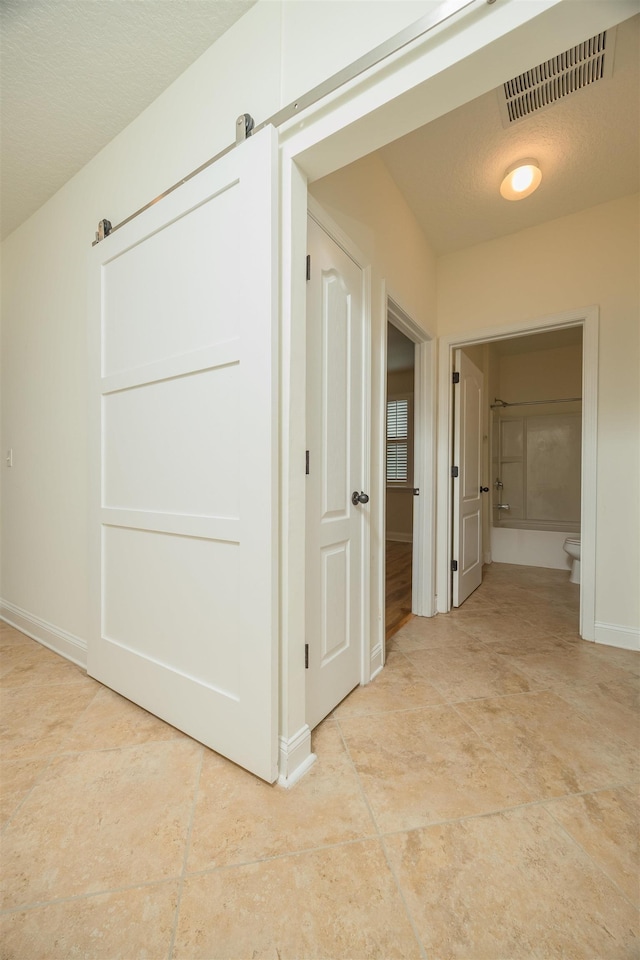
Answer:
top-left (499, 28), bottom-right (616, 126)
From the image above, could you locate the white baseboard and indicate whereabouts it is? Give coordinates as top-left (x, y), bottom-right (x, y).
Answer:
top-left (386, 532), bottom-right (413, 543)
top-left (370, 641), bottom-right (384, 679)
top-left (594, 621), bottom-right (640, 652)
top-left (277, 724), bottom-right (316, 788)
top-left (0, 599), bottom-right (87, 667)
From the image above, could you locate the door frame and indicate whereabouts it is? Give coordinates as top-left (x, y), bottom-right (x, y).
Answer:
top-left (436, 306), bottom-right (599, 640)
top-left (305, 197), bottom-right (373, 701)
top-left (277, 0), bottom-right (625, 783)
top-left (382, 293), bottom-right (436, 629)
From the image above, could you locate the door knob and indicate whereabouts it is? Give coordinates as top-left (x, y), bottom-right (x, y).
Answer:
top-left (352, 491), bottom-right (369, 505)
top-left (480, 486), bottom-right (489, 493)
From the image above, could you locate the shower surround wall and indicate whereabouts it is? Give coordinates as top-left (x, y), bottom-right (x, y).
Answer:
top-left (490, 340), bottom-right (583, 569)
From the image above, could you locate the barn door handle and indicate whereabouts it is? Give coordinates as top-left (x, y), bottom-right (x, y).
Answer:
top-left (352, 491), bottom-right (369, 505)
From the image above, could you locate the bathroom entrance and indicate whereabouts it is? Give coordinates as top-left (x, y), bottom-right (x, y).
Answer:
top-left (437, 308), bottom-right (598, 641)
top-left (488, 327), bottom-right (583, 576)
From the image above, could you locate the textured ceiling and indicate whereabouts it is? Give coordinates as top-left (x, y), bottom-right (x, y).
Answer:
top-left (380, 13), bottom-right (640, 256)
top-left (0, 0), bottom-right (256, 238)
top-left (2, 5), bottom-right (638, 248)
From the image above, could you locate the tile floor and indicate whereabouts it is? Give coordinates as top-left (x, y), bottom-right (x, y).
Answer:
top-left (1, 563), bottom-right (638, 959)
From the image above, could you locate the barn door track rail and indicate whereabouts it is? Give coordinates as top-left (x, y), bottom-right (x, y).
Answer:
top-left (93, 0), bottom-right (489, 245)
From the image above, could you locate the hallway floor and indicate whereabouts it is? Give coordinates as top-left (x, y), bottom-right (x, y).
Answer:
top-left (385, 539), bottom-right (413, 638)
top-left (1, 563), bottom-right (638, 959)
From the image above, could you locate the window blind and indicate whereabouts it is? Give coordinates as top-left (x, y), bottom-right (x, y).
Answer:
top-left (386, 398), bottom-right (409, 482)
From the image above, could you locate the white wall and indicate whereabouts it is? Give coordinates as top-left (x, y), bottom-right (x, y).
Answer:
top-left (0, 0), bottom-right (438, 649)
top-left (438, 194), bottom-right (640, 636)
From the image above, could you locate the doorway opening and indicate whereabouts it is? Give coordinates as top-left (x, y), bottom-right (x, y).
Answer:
top-left (385, 321), bottom-right (415, 639)
top-left (449, 330), bottom-right (584, 631)
top-left (281, 0), bottom-right (632, 784)
top-left (437, 309), bottom-right (597, 641)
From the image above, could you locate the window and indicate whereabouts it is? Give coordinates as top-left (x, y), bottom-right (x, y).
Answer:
top-left (386, 396), bottom-right (412, 483)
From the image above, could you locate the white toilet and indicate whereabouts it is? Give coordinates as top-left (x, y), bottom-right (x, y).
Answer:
top-left (563, 537), bottom-right (581, 584)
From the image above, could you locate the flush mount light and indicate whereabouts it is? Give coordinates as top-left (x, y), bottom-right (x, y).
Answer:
top-left (500, 159), bottom-right (542, 201)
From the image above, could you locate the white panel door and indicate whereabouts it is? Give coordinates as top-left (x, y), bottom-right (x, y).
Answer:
top-left (305, 216), bottom-right (367, 730)
top-left (88, 127), bottom-right (279, 783)
top-left (452, 349), bottom-right (484, 607)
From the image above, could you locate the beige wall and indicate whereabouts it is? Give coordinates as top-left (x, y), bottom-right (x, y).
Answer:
top-left (496, 343), bottom-right (582, 403)
top-left (0, 0), bottom-right (437, 644)
top-left (438, 194), bottom-right (640, 632)
top-left (492, 342), bottom-right (582, 529)
top-left (310, 153), bottom-right (436, 332)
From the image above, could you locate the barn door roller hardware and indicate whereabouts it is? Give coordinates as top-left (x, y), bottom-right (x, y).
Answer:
top-left (92, 0), bottom-right (485, 244)
top-left (236, 113), bottom-right (255, 144)
top-left (95, 219), bottom-right (112, 242)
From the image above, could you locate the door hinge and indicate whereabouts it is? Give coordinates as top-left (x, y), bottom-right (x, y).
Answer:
top-left (305, 450), bottom-right (310, 475)
top-left (413, 487), bottom-right (420, 496)
top-left (306, 254), bottom-right (311, 281)
top-left (451, 466), bottom-right (459, 478)
top-left (452, 371), bottom-right (460, 384)
top-left (451, 559), bottom-right (458, 572)
top-left (305, 643), bottom-right (309, 669)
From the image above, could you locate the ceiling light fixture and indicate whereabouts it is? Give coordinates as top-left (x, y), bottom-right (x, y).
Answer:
top-left (500, 159), bottom-right (542, 201)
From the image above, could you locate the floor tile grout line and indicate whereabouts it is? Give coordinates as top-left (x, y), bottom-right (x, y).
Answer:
top-left (375, 838), bottom-right (428, 960)
top-left (335, 684), bottom-right (563, 726)
top-left (0, 674), bottom-right (90, 694)
top-left (401, 644), bottom-right (550, 705)
top-left (0, 671), bottom-right (104, 769)
top-left (446, 694), bottom-right (568, 800)
top-left (0, 753), bottom-right (57, 837)
top-left (548, 686), bottom-right (640, 750)
top-left (541, 799), bottom-right (640, 912)
top-left (447, 692), bottom-right (639, 804)
top-left (0, 876), bottom-right (182, 917)
top-left (0, 733), bottom-right (190, 767)
top-left (367, 778), bottom-right (640, 840)
top-left (181, 834), bottom-right (388, 880)
top-left (3, 777), bottom-right (637, 918)
top-left (49, 735), bottom-right (189, 758)
top-left (1, 572), bottom-right (636, 954)
top-left (167, 742), bottom-right (205, 960)
top-left (333, 716), bottom-right (429, 960)
top-left (332, 719), bottom-right (383, 840)
top-left (0, 675), bottom-right (99, 693)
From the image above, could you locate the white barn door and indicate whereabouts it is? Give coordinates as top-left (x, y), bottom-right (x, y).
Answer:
top-left (88, 127), bottom-right (279, 783)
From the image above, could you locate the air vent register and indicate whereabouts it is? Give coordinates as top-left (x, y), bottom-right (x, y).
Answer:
top-left (500, 29), bottom-right (616, 126)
